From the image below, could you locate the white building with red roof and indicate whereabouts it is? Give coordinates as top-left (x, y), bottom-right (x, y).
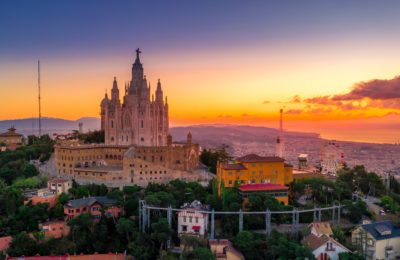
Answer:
top-left (178, 200), bottom-right (209, 236)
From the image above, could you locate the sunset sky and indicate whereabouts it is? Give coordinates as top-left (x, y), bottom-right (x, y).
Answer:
top-left (1, 1), bottom-right (400, 143)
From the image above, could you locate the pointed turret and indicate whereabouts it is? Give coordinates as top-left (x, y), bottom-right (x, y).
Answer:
top-left (156, 79), bottom-right (163, 103)
top-left (111, 77), bottom-right (120, 102)
top-left (101, 92), bottom-right (109, 108)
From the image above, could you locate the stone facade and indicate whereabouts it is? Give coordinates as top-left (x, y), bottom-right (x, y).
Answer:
top-left (101, 49), bottom-right (168, 146)
top-left (54, 134), bottom-right (206, 187)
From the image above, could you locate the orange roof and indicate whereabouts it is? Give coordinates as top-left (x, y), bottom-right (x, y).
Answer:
top-left (236, 154), bottom-right (284, 163)
top-left (302, 234), bottom-right (330, 251)
top-left (222, 163), bottom-right (247, 170)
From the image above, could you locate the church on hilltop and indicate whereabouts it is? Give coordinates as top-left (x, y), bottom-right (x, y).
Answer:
top-left (54, 49), bottom-right (211, 188)
top-left (101, 49), bottom-right (169, 146)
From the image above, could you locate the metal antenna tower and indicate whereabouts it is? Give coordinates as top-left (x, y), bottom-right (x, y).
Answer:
top-left (38, 60), bottom-right (42, 137)
top-left (275, 108), bottom-right (284, 158)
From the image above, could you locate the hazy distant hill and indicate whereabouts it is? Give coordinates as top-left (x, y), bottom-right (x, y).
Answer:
top-left (170, 124), bottom-right (319, 147)
top-left (0, 117), bottom-right (100, 136)
top-left (1, 117), bottom-right (399, 174)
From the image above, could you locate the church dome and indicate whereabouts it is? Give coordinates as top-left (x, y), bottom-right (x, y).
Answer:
top-left (101, 94), bottom-right (109, 107)
top-left (124, 146), bottom-right (136, 158)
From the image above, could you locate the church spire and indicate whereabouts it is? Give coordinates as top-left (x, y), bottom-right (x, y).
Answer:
top-left (111, 76), bottom-right (120, 102)
top-left (131, 48), bottom-right (144, 92)
top-left (156, 79), bottom-right (163, 103)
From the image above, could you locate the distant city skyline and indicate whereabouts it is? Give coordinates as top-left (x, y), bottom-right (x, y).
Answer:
top-left (1, 0), bottom-right (400, 143)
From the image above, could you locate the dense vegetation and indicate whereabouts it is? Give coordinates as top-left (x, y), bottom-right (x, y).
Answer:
top-left (1, 137), bottom-right (398, 259)
top-left (200, 148), bottom-right (231, 173)
top-left (73, 130), bottom-right (105, 144)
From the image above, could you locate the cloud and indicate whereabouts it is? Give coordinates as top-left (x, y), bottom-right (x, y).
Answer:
top-left (285, 109), bottom-right (302, 115)
top-left (290, 95), bottom-right (302, 103)
top-left (332, 76), bottom-right (400, 100)
top-left (241, 113), bottom-right (249, 117)
top-left (262, 100), bottom-right (270, 104)
top-left (218, 114), bottom-right (232, 118)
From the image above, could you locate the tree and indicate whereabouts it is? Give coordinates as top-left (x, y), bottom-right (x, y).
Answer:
top-left (151, 218), bottom-right (172, 250)
top-left (381, 195), bottom-right (397, 213)
top-left (343, 200), bottom-right (370, 224)
top-left (22, 164), bottom-right (39, 178)
top-left (266, 230), bottom-right (315, 260)
top-left (234, 231), bottom-right (256, 257)
top-left (116, 217), bottom-right (135, 242)
top-left (332, 226), bottom-right (346, 245)
top-left (191, 247), bottom-right (215, 260)
top-left (128, 232), bottom-right (158, 260)
top-left (7, 232), bottom-right (38, 257)
top-left (200, 149), bottom-right (231, 173)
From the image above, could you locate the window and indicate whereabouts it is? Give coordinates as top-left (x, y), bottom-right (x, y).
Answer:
top-left (141, 120), bottom-right (144, 128)
top-left (182, 225), bottom-right (187, 232)
top-left (195, 217), bottom-right (198, 223)
top-left (183, 216), bottom-right (186, 222)
top-left (189, 217), bottom-right (192, 223)
top-left (111, 120), bottom-right (114, 128)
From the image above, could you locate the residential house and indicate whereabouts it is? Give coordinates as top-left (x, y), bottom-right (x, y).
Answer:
top-left (64, 196), bottom-right (122, 220)
top-left (351, 220), bottom-right (400, 260)
top-left (302, 221), bottom-right (350, 260)
top-left (26, 188), bottom-right (58, 208)
top-left (40, 220), bottom-right (70, 239)
top-left (178, 200), bottom-right (209, 236)
top-left (48, 178), bottom-right (72, 195)
top-left (302, 234), bottom-right (350, 260)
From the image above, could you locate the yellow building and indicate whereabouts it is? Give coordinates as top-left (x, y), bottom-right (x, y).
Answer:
top-left (216, 154), bottom-right (293, 204)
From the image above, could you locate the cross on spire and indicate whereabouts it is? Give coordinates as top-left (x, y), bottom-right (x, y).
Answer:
top-left (136, 48), bottom-right (141, 60)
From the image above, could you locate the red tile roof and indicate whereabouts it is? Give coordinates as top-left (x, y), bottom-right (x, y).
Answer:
top-left (223, 163), bottom-right (247, 170)
top-left (0, 236), bottom-right (12, 252)
top-left (6, 257), bottom-right (68, 260)
top-left (238, 183), bottom-right (288, 192)
top-left (301, 234), bottom-right (330, 251)
top-left (237, 154), bottom-right (284, 163)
